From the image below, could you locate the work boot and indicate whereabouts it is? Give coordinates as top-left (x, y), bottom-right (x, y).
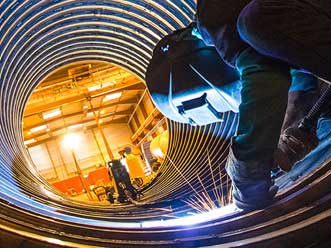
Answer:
top-left (274, 127), bottom-right (319, 171)
top-left (226, 149), bottom-right (278, 211)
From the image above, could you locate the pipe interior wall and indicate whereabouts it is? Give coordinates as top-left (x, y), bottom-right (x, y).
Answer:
top-left (1, 1), bottom-right (331, 247)
top-left (0, 0), bottom-right (238, 245)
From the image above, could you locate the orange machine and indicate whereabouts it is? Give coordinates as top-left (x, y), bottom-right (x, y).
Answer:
top-left (125, 154), bottom-right (146, 179)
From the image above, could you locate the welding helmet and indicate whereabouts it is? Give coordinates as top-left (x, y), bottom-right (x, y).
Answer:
top-left (145, 24), bottom-right (241, 126)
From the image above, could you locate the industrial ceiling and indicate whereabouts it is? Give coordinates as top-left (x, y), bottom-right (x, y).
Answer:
top-left (23, 62), bottom-right (146, 147)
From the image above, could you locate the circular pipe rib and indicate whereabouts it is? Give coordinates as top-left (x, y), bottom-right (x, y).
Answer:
top-left (0, 1), bottom-right (331, 247)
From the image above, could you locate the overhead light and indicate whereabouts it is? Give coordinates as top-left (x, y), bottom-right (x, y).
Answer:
top-left (100, 110), bottom-right (105, 115)
top-left (24, 139), bottom-right (36, 145)
top-left (103, 92), bottom-right (122, 102)
top-left (98, 119), bottom-right (103, 124)
top-left (42, 109), bottom-right (61, 119)
top-left (62, 133), bottom-right (81, 150)
top-left (86, 111), bottom-right (97, 118)
top-left (30, 124), bottom-right (48, 133)
top-left (103, 81), bottom-right (116, 87)
top-left (151, 148), bottom-right (165, 159)
top-left (88, 81), bottom-right (116, 92)
top-left (88, 84), bottom-right (102, 92)
top-left (68, 123), bottom-right (83, 129)
top-left (83, 105), bottom-right (89, 110)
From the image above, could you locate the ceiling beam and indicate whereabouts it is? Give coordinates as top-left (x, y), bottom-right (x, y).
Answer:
top-left (35, 64), bottom-right (118, 91)
top-left (127, 89), bottom-right (147, 124)
top-left (24, 97), bottom-right (138, 131)
top-left (25, 110), bottom-right (132, 140)
top-left (131, 108), bottom-right (163, 144)
top-left (26, 117), bottom-right (129, 148)
top-left (24, 80), bottom-right (145, 117)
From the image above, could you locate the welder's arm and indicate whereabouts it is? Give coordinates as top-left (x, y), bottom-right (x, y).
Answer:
top-left (227, 48), bottom-right (291, 210)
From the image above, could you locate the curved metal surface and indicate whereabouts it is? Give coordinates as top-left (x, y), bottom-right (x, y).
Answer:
top-left (0, 1), bottom-right (331, 247)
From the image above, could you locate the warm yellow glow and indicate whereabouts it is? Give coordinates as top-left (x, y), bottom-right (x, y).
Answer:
top-left (62, 133), bottom-right (81, 149)
top-left (150, 130), bottom-right (169, 159)
top-left (30, 124), bottom-right (48, 133)
top-left (100, 110), bottom-right (105, 114)
top-left (68, 123), bottom-right (83, 129)
top-left (24, 139), bottom-right (36, 145)
top-left (42, 109), bottom-right (61, 119)
top-left (86, 112), bottom-right (94, 118)
top-left (98, 119), bottom-right (103, 124)
top-left (103, 92), bottom-right (122, 102)
top-left (88, 81), bottom-right (115, 92)
top-left (152, 148), bottom-right (165, 158)
top-left (88, 84), bottom-right (102, 92)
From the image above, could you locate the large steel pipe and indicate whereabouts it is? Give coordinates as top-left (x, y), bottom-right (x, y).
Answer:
top-left (0, 1), bottom-right (330, 247)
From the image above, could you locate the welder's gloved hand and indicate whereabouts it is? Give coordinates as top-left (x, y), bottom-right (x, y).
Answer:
top-left (226, 149), bottom-right (278, 211)
top-left (274, 127), bottom-right (319, 171)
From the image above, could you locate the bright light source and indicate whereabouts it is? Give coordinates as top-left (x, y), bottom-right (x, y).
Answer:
top-left (24, 139), bottom-right (36, 145)
top-left (30, 124), bottom-right (48, 133)
top-left (42, 109), bottom-right (61, 119)
top-left (141, 204), bottom-right (239, 228)
top-left (152, 148), bottom-right (165, 158)
top-left (100, 110), bottom-right (105, 115)
top-left (27, 131), bottom-right (32, 135)
top-left (68, 123), bottom-right (83, 129)
top-left (98, 119), bottom-right (103, 124)
top-left (83, 105), bottom-right (89, 110)
top-left (88, 84), bottom-right (102, 92)
top-left (103, 92), bottom-right (122, 102)
top-left (88, 81), bottom-right (115, 92)
top-left (63, 133), bottom-right (81, 150)
top-left (86, 111), bottom-right (99, 118)
top-left (103, 81), bottom-right (116, 87)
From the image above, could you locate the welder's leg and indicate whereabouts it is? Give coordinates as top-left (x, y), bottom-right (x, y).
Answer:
top-left (226, 48), bottom-right (291, 210)
top-left (233, 48), bottom-right (291, 161)
top-left (237, 0), bottom-right (331, 81)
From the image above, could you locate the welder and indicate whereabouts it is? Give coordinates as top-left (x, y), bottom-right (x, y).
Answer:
top-left (196, 0), bottom-right (331, 210)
